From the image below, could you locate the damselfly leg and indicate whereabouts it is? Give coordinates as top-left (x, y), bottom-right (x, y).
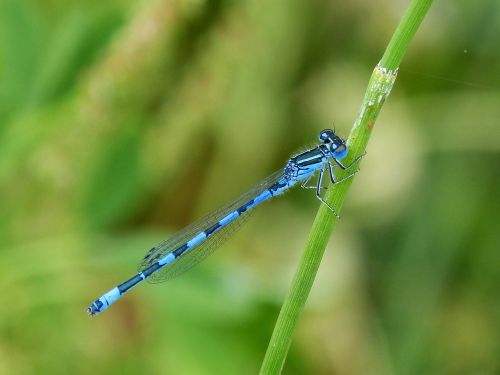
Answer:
top-left (314, 166), bottom-right (341, 217)
top-left (301, 174), bottom-right (327, 190)
top-left (333, 152), bottom-right (366, 171)
top-left (314, 152), bottom-right (365, 217)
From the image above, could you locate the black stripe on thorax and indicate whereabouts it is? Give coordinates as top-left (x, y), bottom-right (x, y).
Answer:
top-left (294, 148), bottom-right (324, 167)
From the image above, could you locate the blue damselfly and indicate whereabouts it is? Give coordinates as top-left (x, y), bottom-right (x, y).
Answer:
top-left (87, 129), bottom-right (362, 316)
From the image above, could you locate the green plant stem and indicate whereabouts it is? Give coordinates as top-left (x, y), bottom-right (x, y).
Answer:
top-left (259, 0), bottom-right (433, 374)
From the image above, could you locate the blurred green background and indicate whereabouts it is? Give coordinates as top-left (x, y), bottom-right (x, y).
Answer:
top-left (0, 0), bottom-right (498, 374)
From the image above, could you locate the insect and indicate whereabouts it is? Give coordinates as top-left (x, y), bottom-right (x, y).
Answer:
top-left (87, 129), bottom-right (363, 316)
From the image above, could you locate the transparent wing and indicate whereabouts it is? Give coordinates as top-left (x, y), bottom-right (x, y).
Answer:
top-left (138, 169), bottom-right (285, 283)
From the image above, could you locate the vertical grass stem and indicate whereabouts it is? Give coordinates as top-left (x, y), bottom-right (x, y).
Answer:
top-left (260, 1), bottom-right (434, 373)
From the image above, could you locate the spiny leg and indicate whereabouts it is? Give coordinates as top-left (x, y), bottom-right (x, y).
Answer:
top-left (301, 174), bottom-right (313, 188)
top-left (315, 167), bottom-right (340, 218)
top-left (328, 159), bottom-right (359, 185)
top-left (301, 173), bottom-right (327, 190)
top-left (328, 161), bottom-right (335, 183)
top-left (333, 152), bottom-right (366, 170)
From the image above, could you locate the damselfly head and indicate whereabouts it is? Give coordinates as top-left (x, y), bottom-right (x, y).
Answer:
top-left (319, 129), bottom-right (348, 158)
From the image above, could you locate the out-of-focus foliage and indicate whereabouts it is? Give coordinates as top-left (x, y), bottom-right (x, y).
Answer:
top-left (0, 0), bottom-right (498, 374)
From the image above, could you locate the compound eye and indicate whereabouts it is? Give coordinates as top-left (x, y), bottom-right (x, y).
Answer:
top-left (319, 129), bottom-right (334, 143)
